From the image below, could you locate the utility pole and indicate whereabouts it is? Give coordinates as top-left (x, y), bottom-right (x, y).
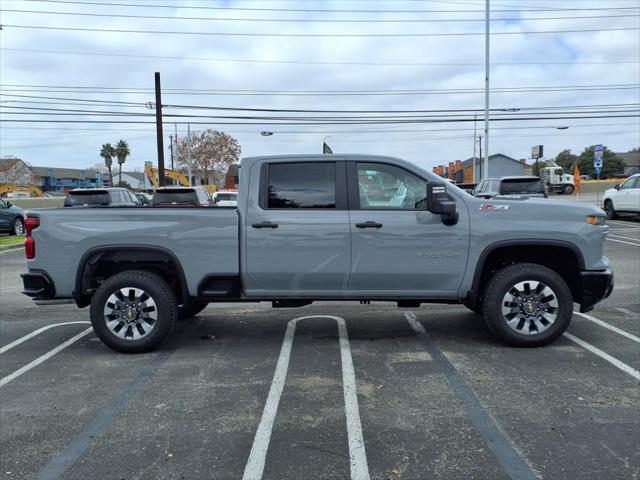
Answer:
top-left (154, 72), bottom-right (166, 186)
top-left (483, 0), bottom-right (490, 180)
top-left (478, 135), bottom-right (483, 180)
top-left (187, 123), bottom-right (193, 187)
top-left (169, 135), bottom-right (174, 186)
top-left (473, 113), bottom-right (477, 183)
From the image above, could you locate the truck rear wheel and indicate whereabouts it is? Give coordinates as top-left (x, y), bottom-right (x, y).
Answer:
top-left (604, 200), bottom-right (618, 220)
top-left (483, 263), bottom-right (572, 347)
top-left (89, 270), bottom-right (177, 353)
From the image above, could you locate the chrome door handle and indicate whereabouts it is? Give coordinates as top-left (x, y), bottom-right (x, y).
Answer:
top-left (252, 221), bottom-right (279, 229)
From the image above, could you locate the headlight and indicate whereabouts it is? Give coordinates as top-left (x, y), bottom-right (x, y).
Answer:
top-left (585, 215), bottom-right (606, 225)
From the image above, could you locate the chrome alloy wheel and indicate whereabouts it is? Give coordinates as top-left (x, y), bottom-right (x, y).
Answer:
top-left (14, 218), bottom-right (24, 235)
top-left (501, 280), bottom-right (559, 335)
top-left (103, 287), bottom-right (158, 340)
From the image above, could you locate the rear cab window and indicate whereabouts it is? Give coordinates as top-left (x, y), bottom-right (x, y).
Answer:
top-left (64, 190), bottom-right (109, 207)
top-left (262, 162), bottom-right (339, 209)
top-left (151, 189), bottom-right (198, 206)
top-left (500, 178), bottom-right (546, 195)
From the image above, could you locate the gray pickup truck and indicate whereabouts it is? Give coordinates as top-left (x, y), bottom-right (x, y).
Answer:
top-left (21, 154), bottom-right (613, 353)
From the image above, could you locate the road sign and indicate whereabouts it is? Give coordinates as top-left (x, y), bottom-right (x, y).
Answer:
top-left (531, 145), bottom-right (544, 159)
top-left (594, 144), bottom-right (603, 170)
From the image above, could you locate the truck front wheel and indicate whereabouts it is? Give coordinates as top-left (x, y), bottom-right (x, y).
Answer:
top-left (90, 270), bottom-right (178, 353)
top-left (483, 263), bottom-right (572, 347)
top-left (563, 184), bottom-right (575, 195)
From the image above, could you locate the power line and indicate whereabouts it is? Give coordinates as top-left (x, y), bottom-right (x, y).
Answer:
top-left (2, 84), bottom-right (638, 97)
top-left (3, 48), bottom-right (637, 67)
top-left (17, 0), bottom-right (640, 13)
top-left (4, 23), bottom-right (638, 37)
top-left (4, 8), bottom-right (638, 23)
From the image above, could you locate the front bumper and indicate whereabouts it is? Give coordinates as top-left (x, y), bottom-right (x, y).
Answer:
top-left (579, 268), bottom-right (614, 313)
top-left (21, 270), bottom-right (56, 299)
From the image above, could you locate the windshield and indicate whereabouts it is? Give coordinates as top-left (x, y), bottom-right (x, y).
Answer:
top-left (64, 191), bottom-right (109, 206)
top-left (500, 179), bottom-right (545, 194)
top-left (151, 190), bottom-right (198, 205)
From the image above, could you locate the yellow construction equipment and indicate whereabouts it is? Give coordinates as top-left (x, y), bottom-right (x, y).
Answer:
top-left (0, 184), bottom-right (44, 197)
top-left (144, 163), bottom-right (189, 189)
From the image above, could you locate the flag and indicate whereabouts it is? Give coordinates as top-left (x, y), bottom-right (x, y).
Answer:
top-left (323, 142), bottom-right (333, 154)
top-left (573, 162), bottom-right (581, 193)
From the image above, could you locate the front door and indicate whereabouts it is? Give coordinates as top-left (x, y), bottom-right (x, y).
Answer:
top-left (0, 199), bottom-right (11, 231)
top-left (347, 161), bottom-right (469, 297)
top-left (244, 160), bottom-right (351, 296)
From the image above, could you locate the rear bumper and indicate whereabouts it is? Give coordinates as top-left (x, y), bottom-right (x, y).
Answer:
top-left (579, 268), bottom-right (614, 313)
top-left (21, 270), bottom-right (56, 299)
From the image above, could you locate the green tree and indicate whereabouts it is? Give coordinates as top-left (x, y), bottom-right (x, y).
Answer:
top-left (115, 140), bottom-right (131, 185)
top-left (99, 143), bottom-right (115, 185)
top-left (554, 149), bottom-right (578, 172)
top-left (578, 145), bottom-right (625, 179)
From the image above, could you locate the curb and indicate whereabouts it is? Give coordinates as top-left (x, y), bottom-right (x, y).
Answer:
top-left (0, 245), bottom-right (23, 253)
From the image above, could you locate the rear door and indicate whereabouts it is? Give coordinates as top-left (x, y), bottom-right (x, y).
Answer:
top-left (244, 160), bottom-right (351, 295)
top-left (347, 161), bottom-right (469, 296)
top-left (0, 199), bottom-right (11, 231)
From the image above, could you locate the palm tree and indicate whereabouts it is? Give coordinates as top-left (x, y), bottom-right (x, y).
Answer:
top-left (100, 143), bottom-right (115, 186)
top-left (115, 140), bottom-right (130, 185)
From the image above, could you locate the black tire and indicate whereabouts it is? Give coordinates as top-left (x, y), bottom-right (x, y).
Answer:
top-left (90, 270), bottom-right (177, 353)
top-left (178, 300), bottom-right (208, 320)
top-left (604, 199), bottom-right (618, 220)
top-left (482, 263), bottom-right (573, 347)
top-left (12, 217), bottom-right (24, 236)
top-left (563, 184), bottom-right (575, 195)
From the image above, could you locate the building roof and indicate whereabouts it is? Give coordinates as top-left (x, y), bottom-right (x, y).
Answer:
top-left (460, 153), bottom-right (523, 169)
top-left (616, 151), bottom-right (640, 167)
top-left (31, 166), bottom-right (100, 179)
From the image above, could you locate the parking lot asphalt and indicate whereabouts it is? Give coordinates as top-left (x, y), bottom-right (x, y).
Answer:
top-left (1, 218), bottom-right (638, 480)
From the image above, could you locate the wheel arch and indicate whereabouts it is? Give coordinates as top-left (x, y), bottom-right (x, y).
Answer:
top-left (74, 245), bottom-right (189, 308)
top-left (467, 240), bottom-right (585, 308)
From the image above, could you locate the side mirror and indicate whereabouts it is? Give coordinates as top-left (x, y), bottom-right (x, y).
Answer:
top-left (6, 201), bottom-right (12, 208)
top-left (614, 184), bottom-right (620, 190)
top-left (426, 182), bottom-right (458, 225)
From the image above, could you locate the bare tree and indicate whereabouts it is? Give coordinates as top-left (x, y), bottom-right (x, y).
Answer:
top-left (0, 158), bottom-right (34, 185)
top-left (174, 130), bottom-right (241, 186)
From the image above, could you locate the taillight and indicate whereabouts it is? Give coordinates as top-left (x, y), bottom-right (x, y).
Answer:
top-left (24, 216), bottom-right (39, 259)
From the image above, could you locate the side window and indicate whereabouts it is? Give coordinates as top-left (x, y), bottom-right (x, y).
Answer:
top-left (620, 177), bottom-right (637, 190)
top-left (267, 162), bottom-right (336, 209)
top-left (356, 162), bottom-right (427, 210)
top-left (475, 181), bottom-right (485, 194)
top-left (490, 180), bottom-right (500, 192)
top-left (110, 191), bottom-right (123, 204)
top-left (0, 199), bottom-right (6, 208)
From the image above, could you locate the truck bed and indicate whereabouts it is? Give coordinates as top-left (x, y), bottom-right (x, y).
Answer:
top-left (26, 207), bottom-right (239, 297)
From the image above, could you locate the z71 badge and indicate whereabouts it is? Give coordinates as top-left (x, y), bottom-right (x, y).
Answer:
top-left (480, 204), bottom-right (510, 211)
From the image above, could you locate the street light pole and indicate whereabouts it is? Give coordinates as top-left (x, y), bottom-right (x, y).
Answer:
top-left (473, 113), bottom-right (477, 183)
top-left (187, 123), bottom-right (192, 187)
top-left (483, 0), bottom-right (490, 180)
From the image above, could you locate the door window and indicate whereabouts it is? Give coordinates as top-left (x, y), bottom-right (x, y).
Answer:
top-left (356, 163), bottom-right (427, 210)
top-left (620, 177), bottom-right (638, 189)
top-left (266, 162), bottom-right (336, 209)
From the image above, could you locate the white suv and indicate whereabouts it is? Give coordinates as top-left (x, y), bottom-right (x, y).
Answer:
top-left (603, 173), bottom-right (640, 219)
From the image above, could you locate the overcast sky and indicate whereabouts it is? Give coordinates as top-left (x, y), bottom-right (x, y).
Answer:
top-left (1, 0), bottom-right (638, 173)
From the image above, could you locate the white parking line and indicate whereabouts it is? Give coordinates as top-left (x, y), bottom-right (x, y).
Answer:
top-left (242, 315), bottom-right (369, 480)
top-left (0, 327), bottom-right (93, 388)
top-left (0, 247), bottom-right (23, 256)
top-left (606, 238), bottom-right (640, 246)
top-left (609, 220), bottom-right (640, 227)
top-left (608, 234), bottom-right (640, 242)
top-left (573, 312), bottom-right (640, 344)
top-left (563, 332), bottom-right (640, 380)
top-left (0, 321), bottom-right (91, 354)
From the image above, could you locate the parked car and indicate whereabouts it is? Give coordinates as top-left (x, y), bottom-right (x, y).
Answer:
top-left (151, 186), bottom-right (213, 207)
top-left (63, 188), bottom-right (139, 207)
top-left (212, 191), bottom-right (238, 207)
top-left (22, 154), bottom-right (612, 353)
top-left (134, 192), bottom-right (152, 206)
top-left (473, 176), bottom-right (547, 199)
top-left (0, 198), bottom-right (25, 235)
top-left (603, 173), bottom-right (640, 219)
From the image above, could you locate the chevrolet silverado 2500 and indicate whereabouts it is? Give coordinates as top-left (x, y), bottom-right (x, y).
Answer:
top-left (21, 155), bottom-right (613, 353)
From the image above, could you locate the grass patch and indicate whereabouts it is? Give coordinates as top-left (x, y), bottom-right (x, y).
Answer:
top-left (0, 235), bottom-right (24, 247)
